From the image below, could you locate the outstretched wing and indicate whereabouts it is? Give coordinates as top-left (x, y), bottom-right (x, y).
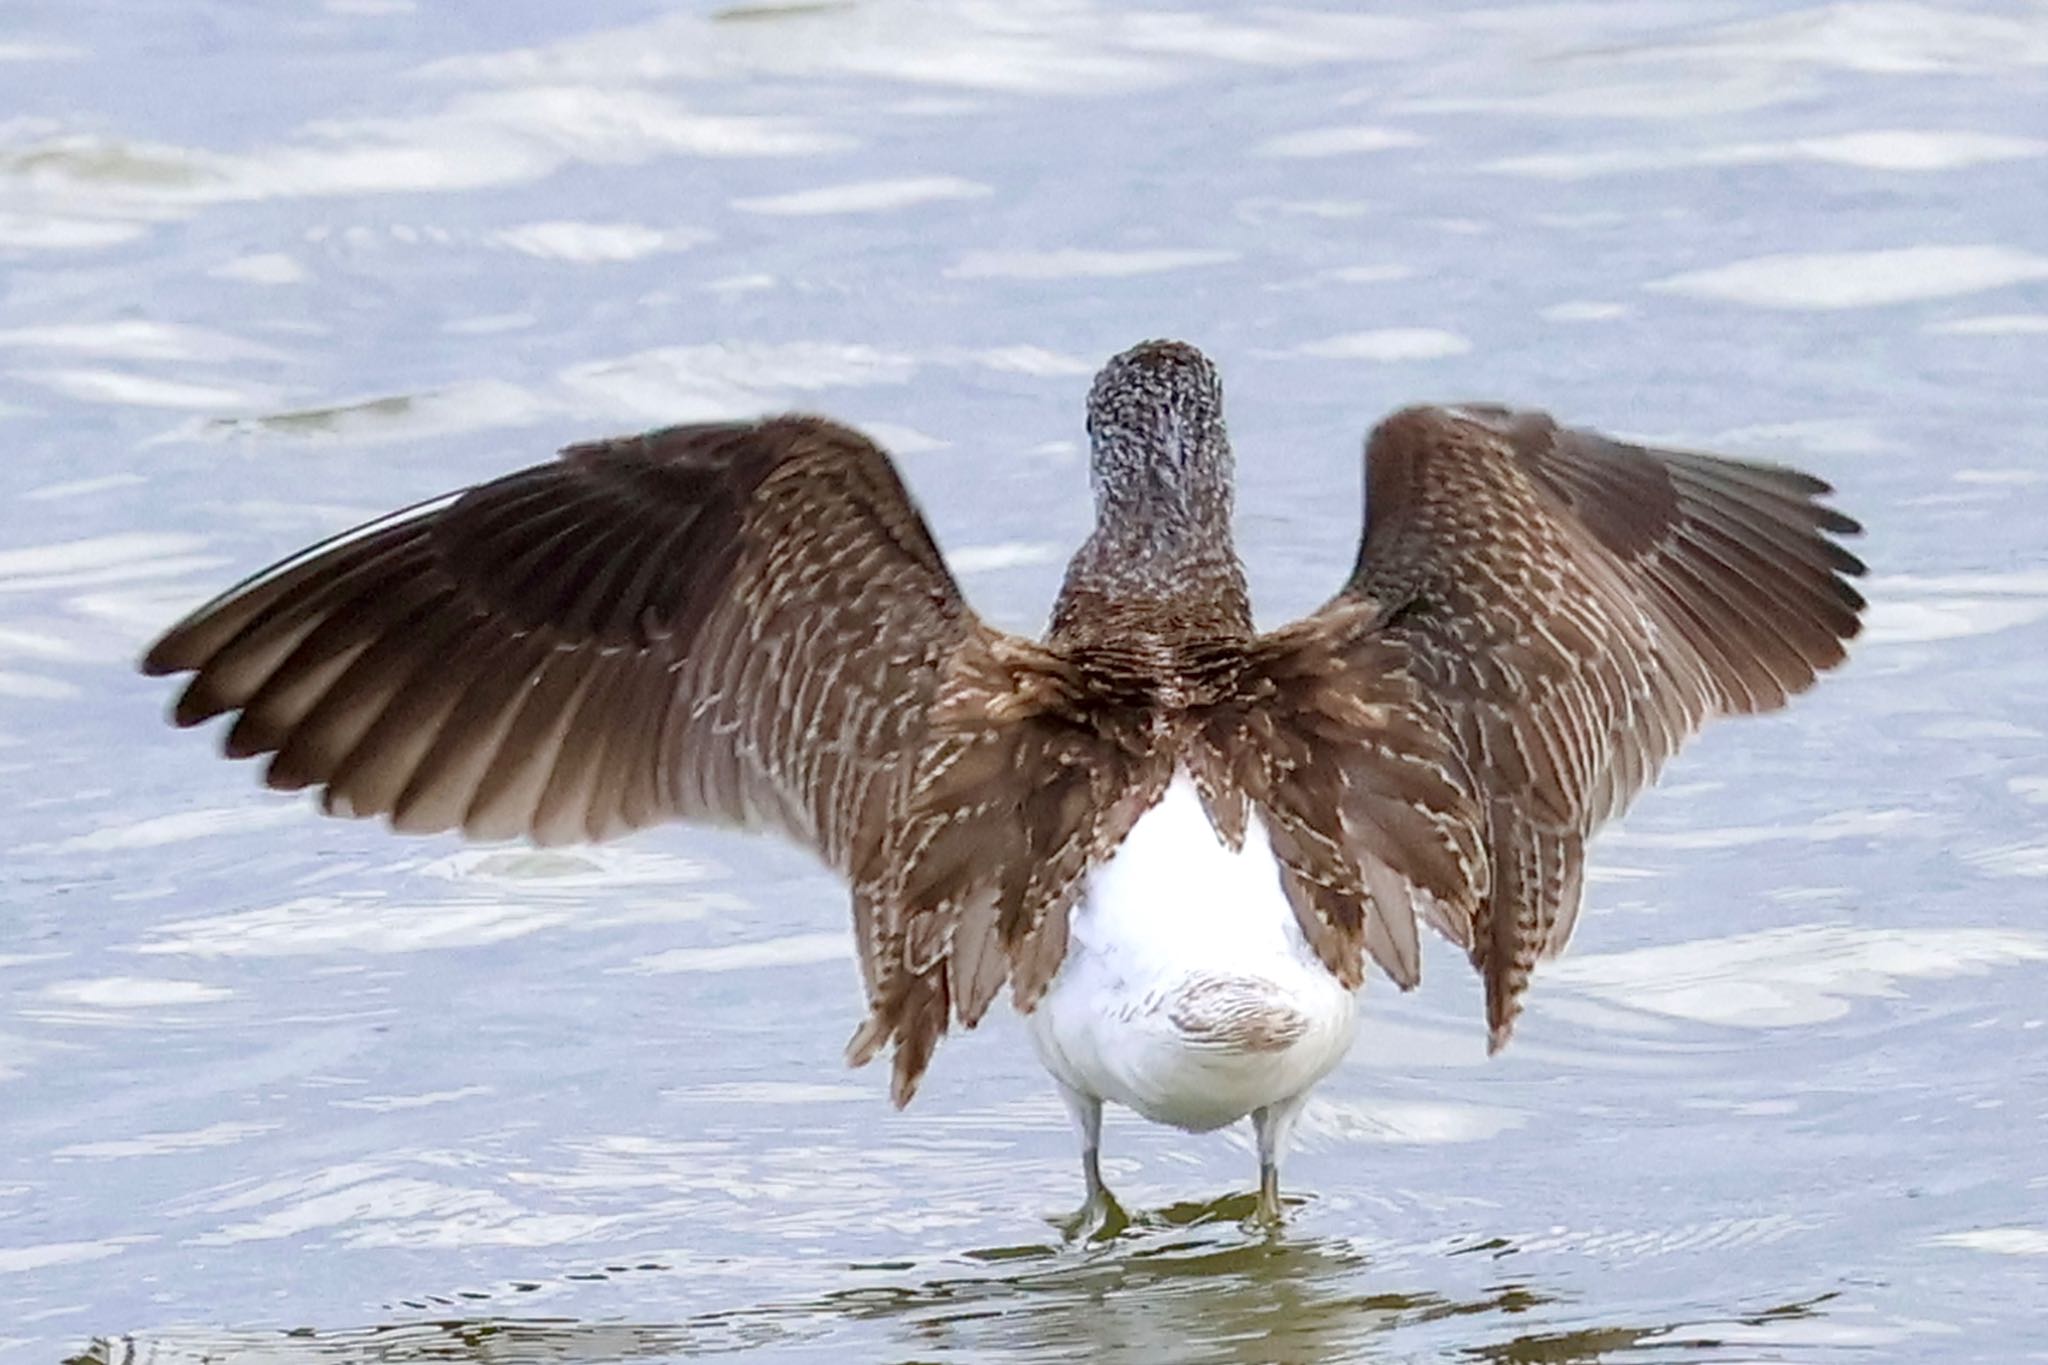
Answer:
top-left (142, 415), bottom-right (980, 871)
top-left (1333, 404), bottom-right (1865, 1048)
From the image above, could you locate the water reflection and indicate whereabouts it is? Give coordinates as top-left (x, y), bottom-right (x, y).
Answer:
top-left (56, 1236), bottom-right (1559, 1365)
top-left (69, 1231), bottom-right (1853, 1365)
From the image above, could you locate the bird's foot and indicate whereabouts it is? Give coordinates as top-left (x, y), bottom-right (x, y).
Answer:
top-left (1060, 1183), bottom-right (1131, 1243)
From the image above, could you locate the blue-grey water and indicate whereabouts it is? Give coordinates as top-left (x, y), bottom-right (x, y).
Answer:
top-left (4, 2), bottom-right (2046, 1361)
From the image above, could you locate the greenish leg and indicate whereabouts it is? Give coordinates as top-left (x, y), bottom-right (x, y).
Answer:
top-left (1057, 1083), bottom-right (1128, 1240)
top-left (1251, 1093), bottom-right (1309, 1227)
top-left (1255, 1157), bottom-right (1284, 1225)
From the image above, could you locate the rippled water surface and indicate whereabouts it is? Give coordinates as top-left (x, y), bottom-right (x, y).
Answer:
top-left (4, 2), bottom-right (2047, 1361)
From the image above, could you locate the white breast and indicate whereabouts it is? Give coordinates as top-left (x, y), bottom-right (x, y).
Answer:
top-left (1025, 771), bottom-right (1358, 1132)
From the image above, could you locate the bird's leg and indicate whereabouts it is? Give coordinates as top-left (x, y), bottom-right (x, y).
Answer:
top-left (1257, 1160), bottom-right (1282, 1224)
top-left (1250, 1093), bottom-right (1310, 1227)
top-left (1055, 1082), bottom-right (1125, 1239)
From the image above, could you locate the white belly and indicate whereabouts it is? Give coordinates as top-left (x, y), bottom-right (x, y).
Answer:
top-left (1025, 771), bottom-right (1358, 1132)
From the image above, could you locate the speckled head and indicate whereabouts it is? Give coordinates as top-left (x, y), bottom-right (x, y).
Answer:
top-left (1054, 340), bottom-right (1250, 638)
top-left (1083, 340), bottom-right (1233, 532)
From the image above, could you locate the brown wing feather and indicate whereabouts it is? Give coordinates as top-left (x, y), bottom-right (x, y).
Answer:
top-left (1325, 404), bottom-right (1864, 1049)
top-left (1208, 607), bottom-right (1486, 997)
top-left (145, 416), bottom-right (976, 861)
top-left (143, 416), bottom-right (1056, 1100)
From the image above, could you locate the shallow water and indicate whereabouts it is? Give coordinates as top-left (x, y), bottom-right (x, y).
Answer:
top-left (3, 2), bottom-right (2047, 1361)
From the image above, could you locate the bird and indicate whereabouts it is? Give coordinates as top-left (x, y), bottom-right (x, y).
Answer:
top-left (140, 338), bottom-right (1865, 1231)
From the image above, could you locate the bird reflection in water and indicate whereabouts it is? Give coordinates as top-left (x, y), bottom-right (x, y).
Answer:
top-left (73, 1227), bottom-right (1838, 1365)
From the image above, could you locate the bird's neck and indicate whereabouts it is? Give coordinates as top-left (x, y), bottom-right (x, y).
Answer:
top-left (1050, 497), bottom-right (1252, 660)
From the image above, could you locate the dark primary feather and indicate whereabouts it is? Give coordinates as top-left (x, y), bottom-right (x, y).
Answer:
top-left (1331, 404), bottom-right (1866, 1049)
top-left (145, 416), bottom-right (976, 862)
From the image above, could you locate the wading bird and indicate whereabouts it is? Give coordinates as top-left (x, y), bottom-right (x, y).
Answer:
top-left (143, 340), bottom-right (1864, 1231)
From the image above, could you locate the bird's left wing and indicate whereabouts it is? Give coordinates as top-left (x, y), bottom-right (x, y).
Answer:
top-left (1275, 404), bottom-right (1865, 1046)
top-left (144, 417), bottom-right (991, 862)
